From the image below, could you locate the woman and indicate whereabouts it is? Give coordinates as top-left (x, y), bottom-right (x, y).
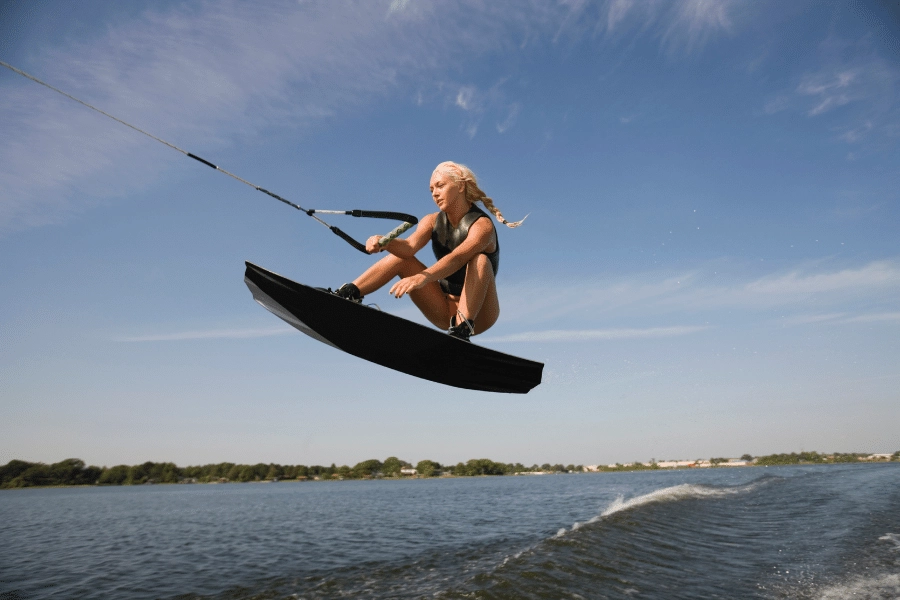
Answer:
top-left (332, 161), bottom-right (525, 341)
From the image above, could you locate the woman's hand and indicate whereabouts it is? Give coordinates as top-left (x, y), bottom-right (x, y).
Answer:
top-left (366, 235), bottom-right (384, 253)
top-left (389, 273), bottom-right (429, 298)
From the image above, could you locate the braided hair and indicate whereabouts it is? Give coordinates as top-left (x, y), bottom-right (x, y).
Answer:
top-left (432, 161), bottom-right (528, 228)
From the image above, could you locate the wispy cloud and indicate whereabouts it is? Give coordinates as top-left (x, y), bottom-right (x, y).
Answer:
top-left (841, 312), bottom-right (900, 324)
top-left (483, 325), bottom-right (709, 343)
top-left (499, 259), bottom-right (900, 325)
top-left (661, 0), bottom-right (734, 56)
top-left (778, 311), bottom-right (900, 327)
top-left (596, 0), bottom-right (736, 56)
top-left (455, 86), bottom-right (478, 111)
top-left (763, 33), bottom-right (900, 147)
top-left (496, 103), bottom-right (520, 133)
top-left (799, 69), bottom-right (861, 116)
top-left (115, 326), bottom-right (293, 342)
top-left (0, 1), bottom-right (751, 233)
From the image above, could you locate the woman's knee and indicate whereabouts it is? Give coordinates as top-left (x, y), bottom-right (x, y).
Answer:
top-left (468, 253), bottom-right (493, 277)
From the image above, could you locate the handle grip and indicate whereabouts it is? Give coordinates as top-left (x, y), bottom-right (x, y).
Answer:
top-left (377, 221), bottom-right (414, 247)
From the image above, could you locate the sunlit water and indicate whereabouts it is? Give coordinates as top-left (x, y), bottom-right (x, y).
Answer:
top-left (1, 464), bottom-right (897, 599)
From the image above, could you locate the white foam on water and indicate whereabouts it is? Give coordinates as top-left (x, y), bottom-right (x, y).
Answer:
top-left (878, 532), bottom-right (900, 551)
top-left (554, 482), bottom-right (757, 537)
top-left (813, 573), bottom-right (900, 600)
top-left (601, 483), bottom-right (749, 517)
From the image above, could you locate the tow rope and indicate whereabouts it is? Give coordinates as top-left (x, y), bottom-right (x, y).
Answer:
top-left (0, 60), bottom-right (416, 252)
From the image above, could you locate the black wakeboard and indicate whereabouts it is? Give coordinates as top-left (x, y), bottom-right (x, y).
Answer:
top-left (244, 262), bottom-right (543, 393)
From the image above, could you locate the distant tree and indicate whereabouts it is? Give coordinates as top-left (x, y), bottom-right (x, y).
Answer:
top-left (565, 464), bottom-right (575, 472)
top-left (352, 459), bottom-right (383, 478)
top-left (0, 460), bottom-right (34, 487)
top-left (5, 463), bottom-right (51, 487)
top-left (381, 457), bottom-right (403, 477)
top-left (458, 459), bottom-right (507, 476)
top-left (336, 465), bottom-right (351, 479)
top-left (416, 460), bottom-right (440, 477)
top-left (710, 457), bottom-right (728, 465)
top-left (98, 465), bottom-right (130, 485)
top-left (740, 454), bottom-right (753, 461)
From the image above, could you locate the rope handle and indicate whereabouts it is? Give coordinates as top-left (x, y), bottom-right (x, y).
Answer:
top-left (330, 227), bottom-right (368, 253)
top-left (350, 210), bottom-right (417, 223)
top-left (309, 209), bottom-right (417, 253)
top-left (377, 221), bottom-right (414, 248)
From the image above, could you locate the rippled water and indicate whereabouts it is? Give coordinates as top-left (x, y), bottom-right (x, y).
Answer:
top-left (0, 464), bottom-right (897, 599)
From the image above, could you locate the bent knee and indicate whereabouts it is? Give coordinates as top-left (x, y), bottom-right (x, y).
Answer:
top-left (468, 253), bottom-right (493, 273)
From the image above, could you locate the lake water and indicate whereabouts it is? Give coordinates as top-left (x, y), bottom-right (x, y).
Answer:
top-left (1, 464), bottom-right (898, 599)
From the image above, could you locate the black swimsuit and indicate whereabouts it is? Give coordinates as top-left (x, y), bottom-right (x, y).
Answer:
top-left (431, 204), bottom-right (499, 296)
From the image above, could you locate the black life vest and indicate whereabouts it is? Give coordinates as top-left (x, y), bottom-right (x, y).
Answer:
top-left (431, 204), bottom-right (499, 296)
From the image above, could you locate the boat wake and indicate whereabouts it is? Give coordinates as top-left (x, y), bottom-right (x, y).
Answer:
top-left (553, 478), bottom-right (772, 538)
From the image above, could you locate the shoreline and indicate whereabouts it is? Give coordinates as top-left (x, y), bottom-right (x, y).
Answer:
top-left (2, 459), bottom-right (897, 490)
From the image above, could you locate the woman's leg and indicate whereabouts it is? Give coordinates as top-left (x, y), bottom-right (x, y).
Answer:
top-left (351, 254), bottom-right (452, 329)
top-left (457, 254), bottom-right (499, 334)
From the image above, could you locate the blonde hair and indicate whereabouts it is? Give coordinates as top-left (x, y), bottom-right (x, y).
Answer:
top-left (432, 161), bottom-right (527, 228)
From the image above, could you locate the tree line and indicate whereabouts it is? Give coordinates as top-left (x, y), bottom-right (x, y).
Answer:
top-left (0, 458), bottom-right (586, 488)
top-left (2, 452), bottom-right (896, 489)
top-left (753, 451), bottom-right (898, 465)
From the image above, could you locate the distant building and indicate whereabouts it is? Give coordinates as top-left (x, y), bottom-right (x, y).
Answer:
top-left (863, 454), bottom-right (892, 461)
top-left (400, 467), bottom-right (417, 476)
top-left (584, 465), bottom-right (600, 472)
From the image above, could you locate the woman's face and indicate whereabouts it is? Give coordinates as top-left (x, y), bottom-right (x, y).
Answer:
top-left (430, 171), bottom-right (465, 212)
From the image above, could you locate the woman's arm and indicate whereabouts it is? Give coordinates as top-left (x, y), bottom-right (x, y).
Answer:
top-left (390, 217), bottom-right (496, 298)
top-left (366, 212), bottom-right (436, 258)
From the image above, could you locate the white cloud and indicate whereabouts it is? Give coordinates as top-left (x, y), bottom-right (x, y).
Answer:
top-left (484, 325), bottom-right (708, 343)
top-left (661, 0), bottom-right (733, 56)
top-left (799, 69), bottom-right (859, 116)
top-left (764, 34), bottom-right (900, 146)
top-left (778, 311), bottom-right (900, 327)
top-left (388, 0), bottom-right (412, 14)
top-left (840, 312), bottom-right (900, 324)
top-left (777, 313), bottom-right (847, 326)
top-left (740, 261), bottom-right (899, 297)
top-left (455, 86), bottom-right (477, 111)
top-left (496, 103), bottom-right (520, 133)
top-left (115, 326), bottom-right (293, 342)
top-left (0, 0), bottom-right (753, 232)
top-left (595, 0), bottom-right (736, 56)
top-left (499, 259), bottom-right (900, 325)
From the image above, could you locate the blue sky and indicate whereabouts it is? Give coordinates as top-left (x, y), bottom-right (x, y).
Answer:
top-left (1, 0), bottom-right (898, 468)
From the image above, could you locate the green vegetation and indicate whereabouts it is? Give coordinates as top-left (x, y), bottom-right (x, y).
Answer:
top-left (1, 451), bottom-right (896, 489)
top-left (753, 451), bottom-right (876, 465)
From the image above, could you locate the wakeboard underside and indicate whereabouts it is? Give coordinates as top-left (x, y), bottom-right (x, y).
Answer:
top-left (244, 262), bottom-right (543, 393)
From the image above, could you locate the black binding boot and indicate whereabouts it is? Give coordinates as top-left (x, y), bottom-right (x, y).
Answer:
top-left (448, 314), bottom-right (475, 342)
top-left (333, 283), bottom-right (363, 303)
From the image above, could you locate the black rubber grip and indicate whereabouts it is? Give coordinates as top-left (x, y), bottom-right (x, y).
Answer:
top-left (349, 210), bottom-right (418, 224)
top-left (187, 153), bottom-right (217, 169)
top-left (330, 227), bottom-right (368, 254)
